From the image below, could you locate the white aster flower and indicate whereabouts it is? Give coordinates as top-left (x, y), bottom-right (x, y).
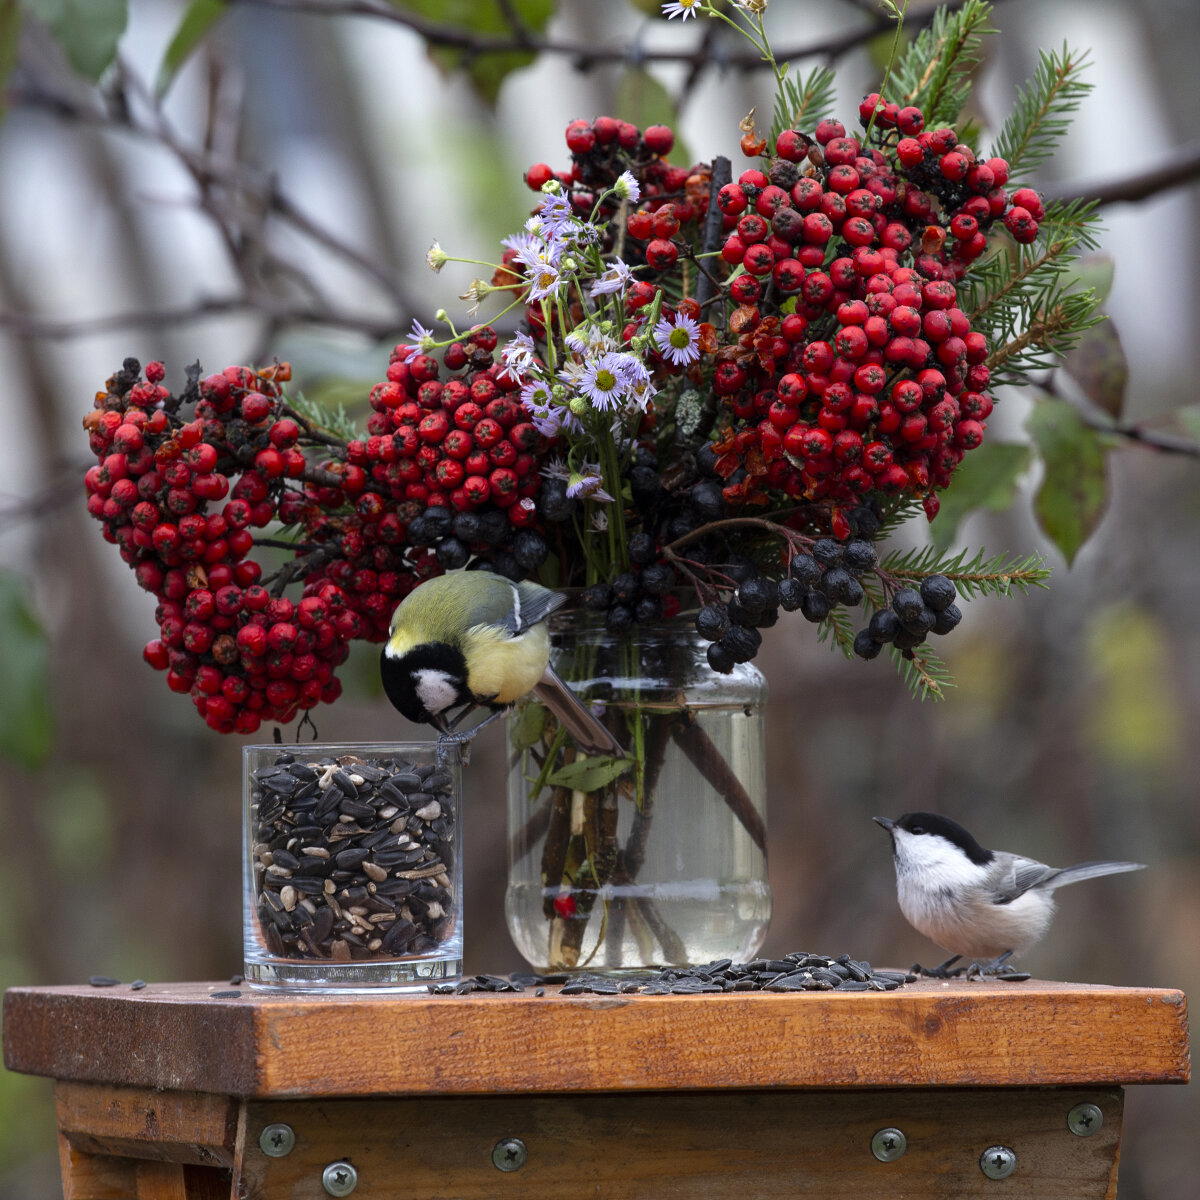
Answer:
top-left (662, 0), bottom-right (701, 19)
top-left (565, 324), bottom-right (616, 357)
top-left (579, 353), bottom-right (629, 411)
top-left (524, 253), bottom-right (563, 301)
top-left (589, 259), bottom-right (634, 298)
top-left (613, 171), bottom-right (641, 203)
top-left (426, 241), bottom-right (448, 272)
top-left (733, 0), bottom-right (768, 13)
top-left (500, 332), bottom-right (538, 381)
top-left (626, 376), bottom-right (657, 412)
top-left (653, 312), bottom-right (702, 366)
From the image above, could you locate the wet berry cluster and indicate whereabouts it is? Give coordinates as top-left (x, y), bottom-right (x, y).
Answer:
top-left (697, 99), bottom-right (1035, 518)
top-left (83, 359), bottom-right (356, 732)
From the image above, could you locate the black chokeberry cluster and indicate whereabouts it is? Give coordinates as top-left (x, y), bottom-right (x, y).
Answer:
top-left (406, 504), bottom-right (549, 581)
top-left (852, 574), bottom-right (961, 660)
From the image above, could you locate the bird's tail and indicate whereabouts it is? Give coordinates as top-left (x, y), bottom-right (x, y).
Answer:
top-left (532, 666), bottom-right (624, 758)
top-left (1045, 861), bottom-right (1146, 891)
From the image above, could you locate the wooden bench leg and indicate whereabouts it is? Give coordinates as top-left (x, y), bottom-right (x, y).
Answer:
top-left (55, 1083), bottom-right (241, 1200)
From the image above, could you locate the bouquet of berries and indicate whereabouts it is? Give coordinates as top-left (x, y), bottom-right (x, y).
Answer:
top-left (83, 0), bottom-right (1095, 733)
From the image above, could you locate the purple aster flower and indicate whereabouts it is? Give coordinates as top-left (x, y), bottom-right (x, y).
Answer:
top-left (566, 469), bottom-right (614, 503)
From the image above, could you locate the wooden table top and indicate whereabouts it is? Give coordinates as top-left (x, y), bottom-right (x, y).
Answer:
top-left (3, 978), bottom-right (1189, 1099)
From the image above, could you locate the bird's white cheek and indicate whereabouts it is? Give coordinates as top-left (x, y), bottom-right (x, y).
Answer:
top-left (414, 670), bottom-right (459, 715)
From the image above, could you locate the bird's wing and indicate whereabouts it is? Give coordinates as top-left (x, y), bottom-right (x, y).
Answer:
top-left (990, 855), bottom-right (1060, 905)
top-left (511, 580), bottom-right (568, 635)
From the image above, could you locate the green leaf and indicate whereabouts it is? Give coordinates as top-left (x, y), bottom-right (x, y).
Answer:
top-left (21, 0), bottom-right (128, 81)
top-left (545, 754), bottom-right (633, 793)
top-left (391, 0), bottom-right (555, 105)
top-left (0, 569), bottom-right (53, 769)
top-left (511, 701), bottom-right (546, 751)
top-left (1063, 317), bottom-right (1127, 421)
top-left (0, 2), bottom-right (20, 121)
top-left (156, 0), bottom-right (227, 98)
top-left (1066, 252), bottom-right (1114, 307)
top-left (615, 68), bottom-right (690, 165)
top-left (1027, 396), bottom-right (1110, 565)
top-left (1175, 406), bottom-right (1200, 441)
top-left (931, 442), bottom-right (1032, 550)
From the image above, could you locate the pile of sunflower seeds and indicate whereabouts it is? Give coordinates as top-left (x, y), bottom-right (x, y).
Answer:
top-left (250, 750), bottom-right (455, 962)
top-left (427, 953), bottom-right (916, 995)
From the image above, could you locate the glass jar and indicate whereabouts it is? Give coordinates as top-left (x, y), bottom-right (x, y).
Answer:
top-left (243, 742), bottom-right (462, 991)
top-left (506, 615), bottom-right (770, 972)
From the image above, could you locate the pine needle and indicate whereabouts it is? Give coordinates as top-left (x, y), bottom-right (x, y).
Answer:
top-left (770, 65), bottom-right (837, 141)
top-left (889, 0), bottom-right (995, 128)
top-left (991, 45), bottom-right (1093, 182)
top-left (880, 546), bottom-right (1052, 599)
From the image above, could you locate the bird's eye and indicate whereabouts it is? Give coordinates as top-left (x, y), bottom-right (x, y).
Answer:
top-left (909, 825), bottom-right (925, 835)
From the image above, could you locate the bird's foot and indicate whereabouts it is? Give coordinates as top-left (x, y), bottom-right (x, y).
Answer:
top-left (911, 955), bottom-right (966, 979)
top-left (963, 952), bottom-right (1031, 982)
top-left (434, 708), bottom-right (506, 767)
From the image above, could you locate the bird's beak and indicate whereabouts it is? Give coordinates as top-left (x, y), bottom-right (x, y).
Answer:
top-left (873, 816), bottom-right (896, 832)
top-left (429, 711), bottom-right (450, 734)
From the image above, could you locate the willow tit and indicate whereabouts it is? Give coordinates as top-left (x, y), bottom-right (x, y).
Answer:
top-left (381, 571), bottom-right (622, 756)
top-left (874, 812), bottom-right (1145, 974)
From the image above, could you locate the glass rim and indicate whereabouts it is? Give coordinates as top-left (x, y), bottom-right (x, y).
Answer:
top-left (241, 740), bottom-right (465, 762)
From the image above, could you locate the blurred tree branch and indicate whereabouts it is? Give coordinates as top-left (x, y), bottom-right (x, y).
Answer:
top-left (1044, 137), bottom-right (1200, 207)
top-left (3, 0), bottom-right (1200, 355)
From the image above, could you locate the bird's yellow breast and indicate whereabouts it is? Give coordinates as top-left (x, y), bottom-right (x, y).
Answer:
top-left (463, 622), bottom-right (550, 705)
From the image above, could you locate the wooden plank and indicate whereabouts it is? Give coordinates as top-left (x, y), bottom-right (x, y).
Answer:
top-left (135, 1162), bottom-right (189, 1200)
top-left (242, 1088), bottom-right (1124, 1199)
top-left (56, 1082), bottom-right (240, 1167)
top-left (4, 984), bottom-right (258, 1095)
top-left (58, 1133), bottom-right (137, 1200)
top-left (3, 979), bottom-right (1188, 1096)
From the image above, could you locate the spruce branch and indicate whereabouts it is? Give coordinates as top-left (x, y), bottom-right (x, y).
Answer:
top-left (891, 642), bottom-right (955, 701)
top-left (817, 606), bottom-right (858, 660)
top-left (990, 44), bottom-right (1093, 182)
top-left (770, 65), bottom-right (837, 142)
top-left (890, 0), bottom-right (995, 128)
top-left (880, 546), bottom-right (1052, 598)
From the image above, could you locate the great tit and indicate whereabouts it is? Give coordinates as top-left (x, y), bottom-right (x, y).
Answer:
top-left (874, 812), bottom-right (1145, 977)
top-left (381, 571), bottom-right (622, 756)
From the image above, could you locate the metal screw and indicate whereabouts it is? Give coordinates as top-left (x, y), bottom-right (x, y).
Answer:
top-left (322, 1161), bottom-right (359, 1196)
top-left (1067, 1103), bottom-right (1104, 1137)
top-left (980, 1146), bottom-right (1018, 1180)
top-left (492, 1137), bottom-right (528, 1172)
top-left (871, 1127), bottom-right (908, 1162)
top-left (258, 1123), bottom-right (295, 1157)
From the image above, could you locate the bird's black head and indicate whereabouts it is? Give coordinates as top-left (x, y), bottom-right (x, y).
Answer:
top-left (874, 811), bottom-right (994, 866)
top-left (380, 642), bottom-right (469, 731)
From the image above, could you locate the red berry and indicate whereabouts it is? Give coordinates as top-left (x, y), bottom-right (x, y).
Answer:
top-left (643, 124), bottom-right (674, 156)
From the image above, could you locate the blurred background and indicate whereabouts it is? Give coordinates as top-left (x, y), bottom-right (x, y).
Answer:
top-left (0, 1), bottom-right (1197, 1195)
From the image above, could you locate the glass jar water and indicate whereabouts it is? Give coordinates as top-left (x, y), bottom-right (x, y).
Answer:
top-left (244, 742), bottom-right (462, 991)
top-left (506, 616), bottom-right (770, 972)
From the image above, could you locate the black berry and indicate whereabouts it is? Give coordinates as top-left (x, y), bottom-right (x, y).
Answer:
top-left (920, 574), bottom-right (957, 612)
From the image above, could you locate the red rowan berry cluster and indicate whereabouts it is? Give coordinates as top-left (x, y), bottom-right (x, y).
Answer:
top-left (83, 331), bottom-right (559, 729)
top-left (654, 101), bottom-right (1038, 522)
top-left (83, 359), bottom-right (364, 732)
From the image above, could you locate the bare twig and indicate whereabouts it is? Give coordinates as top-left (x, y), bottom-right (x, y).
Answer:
top-left (231, 0), bottom-right (932, 69)
top-left (1043, 138), bottom-right (1200, 208)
